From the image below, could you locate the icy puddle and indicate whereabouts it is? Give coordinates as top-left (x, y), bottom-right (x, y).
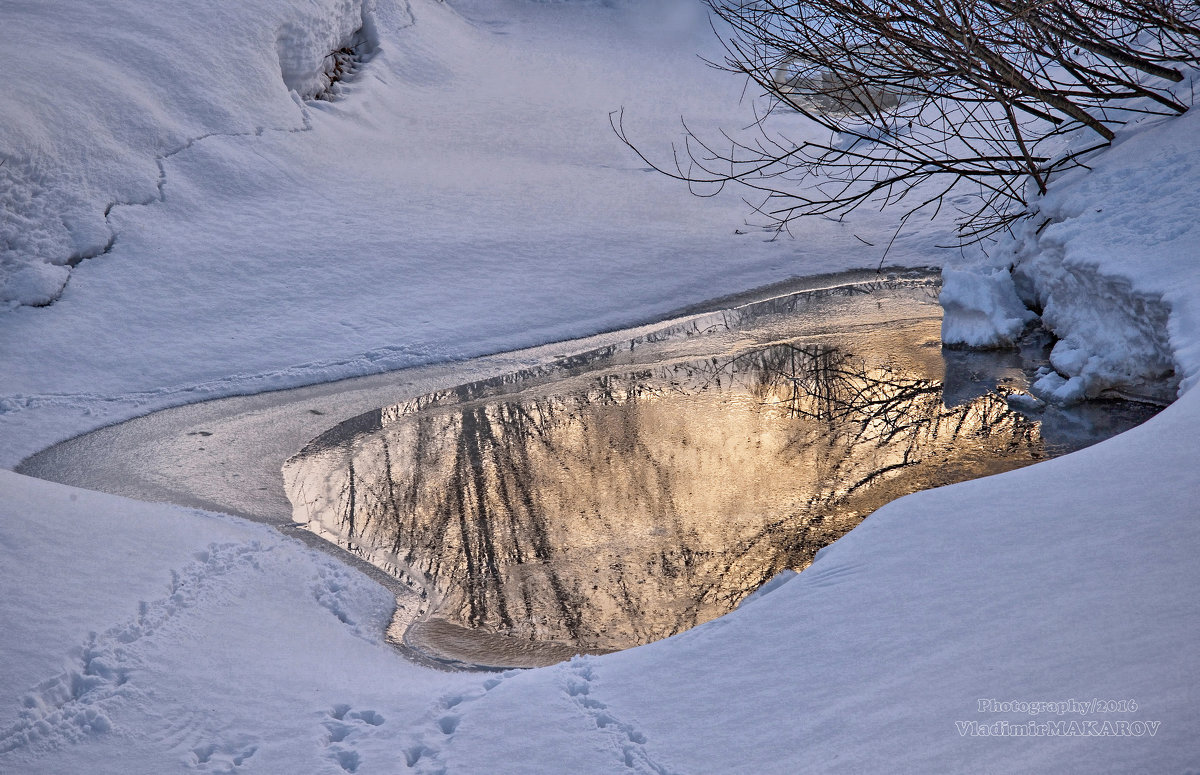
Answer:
top-left (283, 277), bottom-right (1159, 667)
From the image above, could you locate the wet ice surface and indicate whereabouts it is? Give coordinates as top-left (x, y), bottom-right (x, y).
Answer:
top-left (284, 279), bottom-right (1159, 667)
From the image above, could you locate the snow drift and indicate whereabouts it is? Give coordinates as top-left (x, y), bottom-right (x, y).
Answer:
top-left (0, 0), bottom-right (372, 309)
top-left (2, 0), bottom-right (1198, 772)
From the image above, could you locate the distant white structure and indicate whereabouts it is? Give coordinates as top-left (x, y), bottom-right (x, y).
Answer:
top-left (771, 52), bottom-right (910, 116)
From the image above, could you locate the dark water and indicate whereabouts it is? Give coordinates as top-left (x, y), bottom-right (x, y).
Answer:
top-left (283, 280), bottom-right (1159, 666)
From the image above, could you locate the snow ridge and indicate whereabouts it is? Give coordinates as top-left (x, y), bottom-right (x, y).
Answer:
top-left (0, 0), bottom-right (382, 311)
top-left (73, 123), bottom-right (289, 277)
top-left (57, 91), bottom-right (329, 306)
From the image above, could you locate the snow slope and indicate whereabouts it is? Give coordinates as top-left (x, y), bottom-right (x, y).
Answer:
top-left (0, 0), bottom-right (947, 468)
top-left (0, 0), bottom-right (370, 307)
top-left (0, 469), bottom-right (477, 773)
top-left (2, 0), bottom-right (1198, 772)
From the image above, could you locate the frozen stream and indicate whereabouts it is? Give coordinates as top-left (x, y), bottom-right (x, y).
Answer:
top-left (280, 276), bottom-right (1159, 668)
top-left (17, 270), bottom-right (955, 667)
top-left (19, 270), bottom-right (1160, 670)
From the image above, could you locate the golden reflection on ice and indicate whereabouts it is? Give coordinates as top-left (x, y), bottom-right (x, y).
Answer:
top-left (286, 332), bottom-right (1046, 660)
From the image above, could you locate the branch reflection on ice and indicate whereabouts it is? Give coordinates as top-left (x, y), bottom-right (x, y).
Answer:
top-left (286, 336), bottom-right (1052, 658)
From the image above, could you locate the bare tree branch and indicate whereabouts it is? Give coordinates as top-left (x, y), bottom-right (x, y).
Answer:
top-left (618, 0), bottom-right (1200, 243)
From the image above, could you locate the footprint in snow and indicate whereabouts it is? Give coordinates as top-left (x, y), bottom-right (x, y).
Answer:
top-left (402, 671), bottom-right (519, 772)
top-left (562, 656), bottom-right (673, 775)
top-left (0, 542), bottom-right (265, 757)
top-left (188, 735), bottom-right (259, 773)
top-left (322, 705), bottom-right (386, 772)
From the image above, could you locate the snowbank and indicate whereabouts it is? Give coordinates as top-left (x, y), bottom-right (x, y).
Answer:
top-left (0, 469), bottom-right (473, 773)
top-left (0, 0), bottom-right (370, 308)
top-left (1, 0), bottom-right (1198, 771)
top-left (940, 266), bottom-right (1035, 348)
top-left (940, 109), bottom-right (1198, 405)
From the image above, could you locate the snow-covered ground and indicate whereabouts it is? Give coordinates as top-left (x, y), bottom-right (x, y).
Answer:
top-left (2, 0), bottom-right (1197, 772)
top-left (0, 0), bottom-right (949, 468)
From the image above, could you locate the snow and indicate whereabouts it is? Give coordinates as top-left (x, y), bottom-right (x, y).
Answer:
top-left (940, 266), bottom-right (1036, 348)
top-left (0, 0), bottom-right (950, 468)
top-left (2, 0), bottom-right (1198, 772)
top-left (0, 0), bottom-right (360, 307)
top-left (0, 469), bottom-right (474, 772)
top-left (942, 108), bottom-right (1196, 406)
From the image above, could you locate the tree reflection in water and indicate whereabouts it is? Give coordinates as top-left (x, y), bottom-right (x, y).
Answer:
top-left (286, 341), bottom-right (1044, 653)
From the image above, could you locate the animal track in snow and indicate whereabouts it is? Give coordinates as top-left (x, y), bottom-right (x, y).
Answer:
top-left (400, 660), bottom-right (673, 774)
top-left (400, 672), bottom-right (518, 773)
top-left (188, 735), bottom-right (260, 773)
top-left (321, 704), bottom-right (387, 772)
top-left (313, 566), bottom-right (362, 629)
top-left (148, 707), bottom-right (259, 773)
top-left (562, 657), bottom-right (675, 775)
top-left (0, 541), bottom-right (268, 757)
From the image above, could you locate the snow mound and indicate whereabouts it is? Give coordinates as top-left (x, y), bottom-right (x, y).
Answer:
top-left (0, 0), bottom-right (372, 310)
top-left (940, 106), bottom-right (1198, 404)
top-left (940, 266), bottom-right (1035, 348)
top-left (940, 253), bottom-right (1177, 403)
top-left (276, 0), bottom-right (377, 100)
top-left (1017, 240), bottom-right (1178, 404)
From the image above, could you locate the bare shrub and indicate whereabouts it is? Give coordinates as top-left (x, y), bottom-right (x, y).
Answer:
top-left (615, 0), bottom-right (1200, 243)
